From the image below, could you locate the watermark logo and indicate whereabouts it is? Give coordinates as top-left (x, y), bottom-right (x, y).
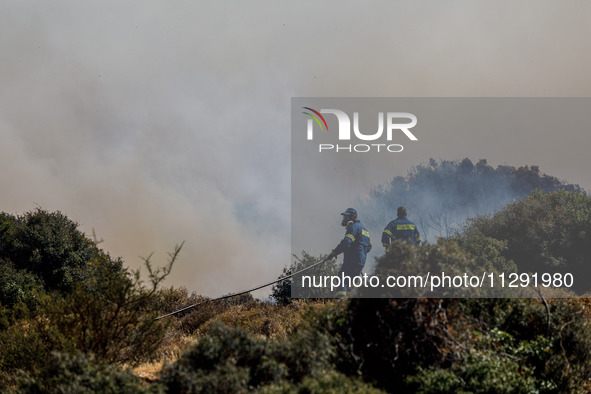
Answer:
top-left (302, 108), bottom-right (418, 153)
top-left (302, 107), bottom-right (328, 136)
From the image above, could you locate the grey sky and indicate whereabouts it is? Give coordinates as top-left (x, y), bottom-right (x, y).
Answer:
top-left (1, 1), bottom-right (590, 297)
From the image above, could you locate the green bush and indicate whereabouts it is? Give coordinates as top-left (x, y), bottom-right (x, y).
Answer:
top-left (271, 251), bottom-right (340, 305)
top-left (324, 296), bottom-right (591, 393)
top-left (37, 245), bottom-right (181, 365)
top-left (161, 319), bottom-right (336, 393)
top-left (330, 297), bottom-right (459, 392)
top-left (0, 243), bottom-right (182, 386)
top-left (456, 297), bottom-right (591, 393)
top-left (272, 320), bottom-right (334, 382)
top-left (316, 238), bottom-right (591, 392)
top-left (259, 371), bottom-right (385, 393)
top-left (454, 233), bottom-right (517, 274)
top-left (16, 352), bottom-right (162, 394)
top-left (161, 322), bottom-right (283, 393)
top-left (365, 239), bottom-right (503, 298)
top-left (0, 259), bottom-right (45, 309)
top-left (0, 209), bottom-right (122, 293)
top-left (0, 312), bottom-right (71, 386)
top-left (461, 190), bottom-right (591, 293)
top-left (408, 350), bottom-right (538, 394)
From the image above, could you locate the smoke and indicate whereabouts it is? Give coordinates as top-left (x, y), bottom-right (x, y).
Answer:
top-left (1, 1), bottom-right (591, 296)
top-left (0, 2), bottom-right (295, 296)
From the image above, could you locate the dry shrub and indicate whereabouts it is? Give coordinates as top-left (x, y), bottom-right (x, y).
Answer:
top-left (157, 286), bottom-right (330, 340)
top-left (201, 300), bottom-right (325, 339)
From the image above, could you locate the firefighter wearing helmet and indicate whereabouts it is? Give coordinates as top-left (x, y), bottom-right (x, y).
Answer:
top-left (327, 208), bottom-right (372, 297)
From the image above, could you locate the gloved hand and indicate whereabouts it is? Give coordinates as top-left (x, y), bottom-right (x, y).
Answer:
top-left (327, 250), bottom-right (338, 260)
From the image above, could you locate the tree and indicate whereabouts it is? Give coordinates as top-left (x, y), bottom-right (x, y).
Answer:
top-left (460, 189), bottom-right (591, 293)
top-left (0, 209), bottom-right (119, 293)
top-left (357, 158), bottom-right (581, 242)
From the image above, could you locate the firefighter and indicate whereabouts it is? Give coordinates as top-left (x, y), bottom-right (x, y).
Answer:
top-left (327, 208), bottom-right (372, 297)
top-left (382, 206), bottom-right (421, 247)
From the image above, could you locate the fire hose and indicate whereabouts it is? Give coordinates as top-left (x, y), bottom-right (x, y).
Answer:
top-left (155, 256), bottom-right (331, 320)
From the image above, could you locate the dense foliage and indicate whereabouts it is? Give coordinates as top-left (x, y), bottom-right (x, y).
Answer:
top-left (0, 209), bottom-right (119, 293)
top-left (16, 352), bottom-right (156, 394)
top-left (1, 185), bottom-right (591, 392)
top-left (270, 250), bottom-right (340, 305)
top-left (458, 189), bottom-right (591, 293)
top-left (328, 276), bottom-right (591, 392)
top-left (0, 209), bottom-right (178, 390)
top-left (359, 158), bottom-right (581, 240)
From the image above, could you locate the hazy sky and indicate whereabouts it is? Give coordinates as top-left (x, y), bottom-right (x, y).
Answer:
top-left (1, 1), bottom-right (590, 297)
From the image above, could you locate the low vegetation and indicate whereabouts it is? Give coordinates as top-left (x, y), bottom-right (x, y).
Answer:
top-left (1, 187), bottom-right (591, 392)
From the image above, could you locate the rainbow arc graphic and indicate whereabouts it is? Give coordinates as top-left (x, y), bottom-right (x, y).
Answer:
top-left (302, 107), bottom-right (328, 131)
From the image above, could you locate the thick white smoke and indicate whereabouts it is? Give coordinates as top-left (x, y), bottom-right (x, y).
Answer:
top-left (1, 1), bottom-right (590, 296)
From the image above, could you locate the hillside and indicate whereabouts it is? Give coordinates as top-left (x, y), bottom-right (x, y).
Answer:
top-left (1, 187), bottom-right (591, 392)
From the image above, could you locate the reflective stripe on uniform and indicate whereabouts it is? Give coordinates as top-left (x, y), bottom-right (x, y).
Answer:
top-left (396, 224), bottom-right (415, 230)
top-left (361, 229), bottom-right (370, 237)
top-left (346, 234), bottom-right (355, 242)
top-left (383, 229), bottom-right (393, 236)
top-left (335, 290), bottom-right (347, 298)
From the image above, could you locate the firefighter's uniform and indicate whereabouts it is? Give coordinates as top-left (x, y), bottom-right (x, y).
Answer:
top-left (334, 219), bottom-right (372, 271)
top-left (382, 216), bottom-right (421, 246)
top-left (330, 210), bottom-right (372, 297)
